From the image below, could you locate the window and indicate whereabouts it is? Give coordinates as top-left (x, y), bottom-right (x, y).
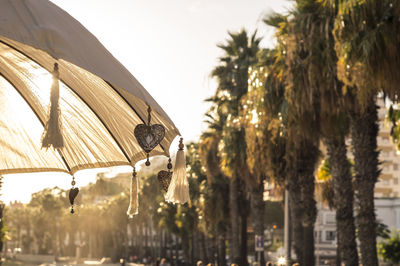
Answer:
top-left (325, 231), bottom-right (336, 241)
top-left (324, 213), bottom-right (335, 225)
top-left (394, 178), bottom-right (399, 185)
top-left (394, 164), bottom-right (399, 171)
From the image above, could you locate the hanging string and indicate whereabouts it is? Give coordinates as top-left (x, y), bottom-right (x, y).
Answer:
top-left (42, 62), bottom-right (64, 149)
top-left (165, 138), bottom-right (190, 204)
top-left (147, 105), bottom-right (152, 126)
top-left (127, 166), bottom-right (139, 217)
top-left (145, 106), bottom-right (152, 166)
top-left (167, 157), bottom-right (172, 172)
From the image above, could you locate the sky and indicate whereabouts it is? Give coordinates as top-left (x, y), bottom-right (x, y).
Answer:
top-left (1, 0), bottom-right (292, 204)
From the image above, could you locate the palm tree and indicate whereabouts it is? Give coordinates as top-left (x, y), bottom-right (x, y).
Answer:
top-left (262, 1), bottom-right (363, 265)
top-left (347, 97), bottom-right (380, 266)
top-left (211, 29), bottom-right (261, 265)
top-left (276, 3), bottom-right (323, 263)
top-left (244, 46), bottom-right (290, 264)
top-left (199, 109), bottom-right (229, 266)
top-left (261, 15), bottom-right (312, 264)
top-left (333, 1), bottom-right (400, 264)
top-left (285, 0), bottom-right (359, 264)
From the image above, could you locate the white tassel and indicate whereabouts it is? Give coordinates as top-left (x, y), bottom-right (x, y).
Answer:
top-left (165, 138), bottom-right (190, 204)
top-left (127, 167), bottom-right (139, 217)
top-left (42, 63), bottom-right (64, 149)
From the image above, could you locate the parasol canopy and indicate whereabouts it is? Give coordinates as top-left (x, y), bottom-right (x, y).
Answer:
top-left (0, 0), bottom-right (181, 175)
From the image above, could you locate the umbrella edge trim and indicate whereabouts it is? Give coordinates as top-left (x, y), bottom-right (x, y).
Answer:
top-left (70, 161), bottom-right (130, 175)
top-left (0, 167), bottom-right (70, 175)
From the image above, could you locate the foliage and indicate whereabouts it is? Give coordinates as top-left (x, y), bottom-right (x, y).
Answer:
top-left (376, 222), bottom-right (391, 240)
top-left (334, 0), bottom-right (400, 104)
top-left (378, 231), bottom-right (400, 264)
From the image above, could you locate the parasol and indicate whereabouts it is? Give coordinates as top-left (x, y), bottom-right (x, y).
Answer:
top-left (0, 0), bottom-right (189, 214)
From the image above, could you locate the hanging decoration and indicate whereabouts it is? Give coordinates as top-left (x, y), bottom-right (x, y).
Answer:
top-left (165, 138), bottom-right (190, 204)
top-left (127, 166), bottom-right (139, 218)
top-left (42, 62), bottom-right (64, 149)
top-left (134, 106), bottom-right (165, 166)
top-left (157, 157), bottom-right (173, 192)
top-left (69, 176), bottom-right (79, 214)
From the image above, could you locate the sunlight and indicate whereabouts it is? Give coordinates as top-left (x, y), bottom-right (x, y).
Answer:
top-left (277, 256), bottom-right (286, 265)
top-left (1, 169), bottom-right (105, 204)
top-left (250, 109), bottom-right (259, 125)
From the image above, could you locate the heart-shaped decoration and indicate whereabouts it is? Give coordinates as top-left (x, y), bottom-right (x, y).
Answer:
top-left (69, 187), bottom-right (79, 205)
top-left (157, 170), bottom-right (172, 192)
top-left (134, 124), bottom-right (165, 154)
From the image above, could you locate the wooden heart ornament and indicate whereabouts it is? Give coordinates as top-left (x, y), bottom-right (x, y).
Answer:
top-left (69, 187), bottom-right (79, 205)
top-left (158, 170), bottom-right (172, 192)
top-left (134, 124), bottom-right (165, 153)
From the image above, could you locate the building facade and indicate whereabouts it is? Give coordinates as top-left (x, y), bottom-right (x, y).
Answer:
top-left (375, 98), bottom-right (400, 197)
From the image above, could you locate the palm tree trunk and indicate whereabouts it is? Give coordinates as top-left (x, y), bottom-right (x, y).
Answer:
top-left (229, 175), bottom-right (240, 264)
top-left (144, 225), bottom-right (148, 254)
top-left (182, 233), bottom-right (190, 265)
top-left (212, 236), bottom-right (218, 264)
top-left (350, 98), bottom-right (379, 266)
top-left (298, 140), bottom-right (318, 266)
top-left (138, 223), bottom-right (143, 258)
top-left (190, 233), bottom-right (195, 265)
top-left (17, 226), bottom-right (21, 251)
top-left (200, 232), bottom-right (208, 262)
top-left (325, 136), bottom-right (359, 266)
top-left (239, 185), bottom-right (249, 266)
top-left (175, 235), bottom-right (179, 266)
top-left (240, 204), bottom-right (248, 266)
top-left (288, 175), bottom-right (304, 264)
top-left (217, 231), bottom-right (227, 266)
top-left (251, 182), bottom-right (265, 265)
top-left (167, 232), bottom-right (172, 261)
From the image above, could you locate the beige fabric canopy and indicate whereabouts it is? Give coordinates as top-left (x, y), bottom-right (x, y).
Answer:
top-left (0, 0), bottom-right (180, 175)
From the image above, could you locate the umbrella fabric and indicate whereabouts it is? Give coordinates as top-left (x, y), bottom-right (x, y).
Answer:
top-left (0, 0), bottom-right (180, 175)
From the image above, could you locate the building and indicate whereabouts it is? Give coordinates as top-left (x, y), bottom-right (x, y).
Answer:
top-left (375, 198), bottom-right (400, 230)
top-left (314, 206), bottom-right (337, 265)
top-left (375, 98), bottom-right (400, 197)
top-left (315, 199), bottom-right (400, 265)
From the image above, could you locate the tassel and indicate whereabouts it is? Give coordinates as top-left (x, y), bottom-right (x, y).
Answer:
top-left (42, 63), bottom-right (64, 149)
top-left (165, 138), bottom-right (190, 204)
top-left (127, 166), bottom-right (139, 217)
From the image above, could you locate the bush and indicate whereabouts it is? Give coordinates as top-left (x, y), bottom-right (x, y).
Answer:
top-left (378, 231), bottom-right (400, 264)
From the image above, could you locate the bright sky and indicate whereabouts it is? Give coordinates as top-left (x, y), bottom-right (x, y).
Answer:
top-left (1, 0), bottom-right (292, 204)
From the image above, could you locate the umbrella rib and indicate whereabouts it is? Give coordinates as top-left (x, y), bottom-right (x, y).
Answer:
top-left (0, 40), bottom-right (132, 164)
top-left (0, 72), bottom-right (72, 173)
top-left (104, 81), bottom-right (167, 154)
